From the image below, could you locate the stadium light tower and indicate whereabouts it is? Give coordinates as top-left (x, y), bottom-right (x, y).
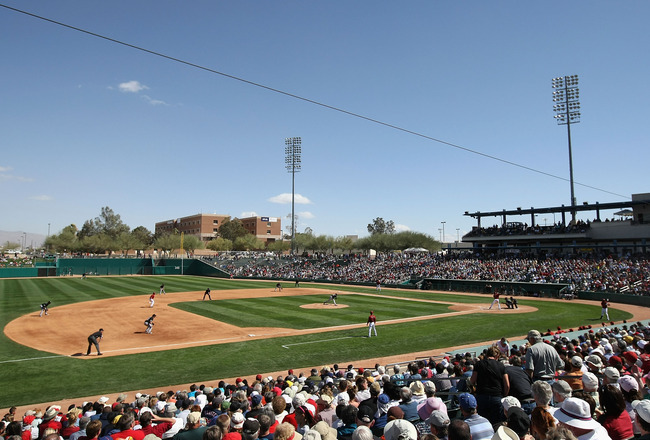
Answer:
top-left (552, 75), bottom-right (581, 224)
top-left (285, 137), bottom-right (302, 255)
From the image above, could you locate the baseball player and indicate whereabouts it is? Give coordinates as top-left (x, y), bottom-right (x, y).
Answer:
top-left (203, 288), bottom-right (212, 300)
top-left (159, 284), bottom-right (166, 295)
top-left (367, 310), bottom-right (377, 337)
top-left (149, 292), bottom-right (156, 308)
top-left (144, 314), bottom-right (156, 334)
top-left (274, 283), bottom-right (283, 292)
top-left (376, 281), bottom-right (381, 292)
top-left (86, 328), bottom-right (103, 355)
top-left (600, 298), bottom-right (610, 320)
top-left (323, 292), bottom-right (338, 306)
top-left (488, 289), bottom-right (501, 310)
top-left (39, 301), bottom-right (51, 317)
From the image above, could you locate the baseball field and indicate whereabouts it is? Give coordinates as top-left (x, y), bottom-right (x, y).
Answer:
top-left (0, 275), bottom-right (638, 411)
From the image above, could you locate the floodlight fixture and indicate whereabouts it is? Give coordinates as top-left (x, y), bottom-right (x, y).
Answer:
top-left (285, 137), bottom-right (302, 255)
top-left (552, 75), bottom-right (581, 224)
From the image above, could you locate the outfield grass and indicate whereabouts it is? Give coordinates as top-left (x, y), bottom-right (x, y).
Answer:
top-left (172, 294), bottom-right (452, 329)
top-left (0, 276), bottom-right (633, 408)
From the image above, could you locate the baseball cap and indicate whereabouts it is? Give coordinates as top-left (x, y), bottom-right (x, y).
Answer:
top-left (357, 406), bottom-right (374, 424)
top-left (619, 376), bottom-right (639, 392)
top-left (459, 393), bottom-right (477, 410)
top-left (604, 367), bottom-right (621, 381)
top-left (633, 400), bottom-right (650, 424)
top-left (425, 410), bottom-right (449, 428)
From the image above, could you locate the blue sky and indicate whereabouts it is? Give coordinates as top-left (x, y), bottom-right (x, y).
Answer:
top-left (1, 1), bottom-right (649, 242)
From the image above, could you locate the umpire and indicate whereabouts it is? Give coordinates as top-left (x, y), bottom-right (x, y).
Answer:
top-left (86, 328), bottom-right (104, 356)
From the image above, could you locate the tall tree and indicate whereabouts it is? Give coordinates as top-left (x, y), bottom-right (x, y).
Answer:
top-left (97, 206), bottom-right (130, 238)
top-left (154, 234), bottom-right (181, 253)
top-left (131, 226), bottom-right (153, 247)
top-left (218, 218), bottom-right (248, 242)
top-left (267, 240), bottom-right (291, 254)
top-left (181, 234), bottom-right (203, 253)
top-left (207, 237), bottom-right (233, 252)
top-left (233, 234), bottom-right (265, 251)
top-left (367, 217), bottom-right (396, 235)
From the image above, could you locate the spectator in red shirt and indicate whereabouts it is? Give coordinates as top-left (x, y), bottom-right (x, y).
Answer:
top-left (39, 406), bottom-right (63, 437)
top-left (139, 411), bottom-right (176, 438)
top-left (110, 412), bottom-right (145, 440)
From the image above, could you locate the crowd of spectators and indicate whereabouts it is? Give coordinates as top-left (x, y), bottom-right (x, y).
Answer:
top-left (465, 220), bottom-right (591, 238)
top-left (0, 256), bottom-right (34, 268)
top-left (220, 252), bottom-right (650, 294)
top-left (6, 321), bottom-right (650, 440)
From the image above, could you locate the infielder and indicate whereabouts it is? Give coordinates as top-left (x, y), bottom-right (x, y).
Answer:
top-left (159, 284), bottom-right (166, 295)
top-left (600, 298), bottom-right (610, 320)
top-left (144, 314), bottom-right (156, 334)
top-left (323, 292), bottom-right (338, 306)
top-left (86, 328), bottom-right (103, 355)
top-left (367, 310), bottom-right (377, 337)
top-left (274, 283), bottom-right (283, 292)
top-left (488, 289), bottom-right (501, 310)
top-left (149, 292), bottom-right (156, 308)
top-left (39, 301), bottom-right (51, 317)
top-left (203, 288), bottom-right (212, 300)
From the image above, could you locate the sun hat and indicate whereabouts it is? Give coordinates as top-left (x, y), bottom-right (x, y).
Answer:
top-left (501, 396), bottom-right (521, 412)
top-left (384, 419), bottom-right (417, 440)
top-left (491, 425), bottom-right (519, 440)
top-left (312, 421), bottom-right (337, 440)
top-left (417, 397), bottom-right (446, 421)
top-left (554, 397), bottom-right (602, 431)
top-left (230, 412), bottom-right (245, 429)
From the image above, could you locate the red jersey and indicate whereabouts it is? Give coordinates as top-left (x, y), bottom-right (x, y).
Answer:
top-left (367, 314), bottom-right (376, 324)
top-left (601, 299), bottom-right (608, 308)
top-left (494, 292), bottom-right (500, 299)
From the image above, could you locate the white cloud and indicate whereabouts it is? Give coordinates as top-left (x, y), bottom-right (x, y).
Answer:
top-left (394, 224), bottom-right (411, 232)
top-left (240, 211), bottom-right (258, 218)
top-left (142, 95), bottom-right (168, 106)
top-left (0, 169), bottom-right (33, 182)
top-left (268, 193), bottom-right (312, 204)
top-left (298, 211), bottom-right (315, 219)
top-left (30, 195), bottom-right (53, 201)
top-left (118, 80), bottom-right (149, 93)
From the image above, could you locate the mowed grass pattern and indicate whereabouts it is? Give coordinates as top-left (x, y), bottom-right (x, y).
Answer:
top-left (172, 294), bottom-right (452, 329)
top-left (0, 275), bottom-right (633, 408)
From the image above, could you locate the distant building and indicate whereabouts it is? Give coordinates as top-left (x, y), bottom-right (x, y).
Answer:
top-left (155, 214), bottom-right (229, 243)
top-left (240, 216), bottom-right (283, 243)
top-left (155, 213), bottom-right (282, 244)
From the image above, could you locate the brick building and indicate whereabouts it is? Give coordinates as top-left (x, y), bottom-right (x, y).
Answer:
top-left (155, 213), bottom-right (282, 244)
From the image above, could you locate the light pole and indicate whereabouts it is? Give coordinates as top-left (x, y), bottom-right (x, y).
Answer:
top-left (441, 221), bottom-right (446, 243)
top-left (285, 137), bottom-right (302, 255)
top-left (438, 228), bottom-right (442, 242)
top-left (552, 75), bottom-right (581, 224)
top-left (22, 232), bottom-right (26, 253)
top-left (456, 228), bottom-right (460, 242)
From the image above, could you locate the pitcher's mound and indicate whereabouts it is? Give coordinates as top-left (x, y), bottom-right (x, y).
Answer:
top-left (301, 303), bottom-right (349, 309)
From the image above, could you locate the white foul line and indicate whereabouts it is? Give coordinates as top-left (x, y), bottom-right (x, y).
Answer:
top-left (282, 336), bottom-right (353, 349)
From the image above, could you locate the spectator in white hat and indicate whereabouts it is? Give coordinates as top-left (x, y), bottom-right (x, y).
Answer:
top-left (581, 373), bottom-right (600, 408)
top-left (632, 400), bottom-right (650, 440)
top-left (554, 397), bottom-right (610, 440)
